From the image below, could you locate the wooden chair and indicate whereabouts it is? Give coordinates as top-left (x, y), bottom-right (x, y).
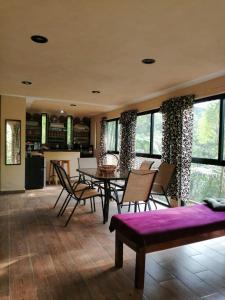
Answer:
top-left (112, 169), bottom-right (157, 213)
top-left (55, 163), bottom-right (103, 226)
top-left (150, 162), bottom-right (176, 208)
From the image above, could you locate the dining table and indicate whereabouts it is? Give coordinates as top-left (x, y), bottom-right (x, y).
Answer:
top-left (77, 168), bottom-right (129, 223)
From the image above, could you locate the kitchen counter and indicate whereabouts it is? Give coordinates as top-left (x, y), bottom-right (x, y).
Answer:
top-left (32, 150), bottom-right (80, 183)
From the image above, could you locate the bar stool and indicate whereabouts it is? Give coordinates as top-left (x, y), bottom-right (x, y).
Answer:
top-left (60, 160), bottom-right (70, 177)
top-left (49, 160), bottom-right (60, 185)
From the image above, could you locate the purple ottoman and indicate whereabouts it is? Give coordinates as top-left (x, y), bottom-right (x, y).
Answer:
top-left (109, 204), bottom-right (225, 289)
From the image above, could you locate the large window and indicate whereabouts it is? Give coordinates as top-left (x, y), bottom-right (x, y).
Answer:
top-left (135, 110), bottom-right (162, 158)
top-left (190, 94), bottom-right (225, 202)
top-left (192, 100), bottom-right (220, 159)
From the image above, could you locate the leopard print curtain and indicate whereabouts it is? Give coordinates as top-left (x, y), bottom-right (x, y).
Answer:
top-left (161, 95), bottom-right (195, 203)
top-left (98, 117), bottom-right (107, 165)
top-left (119, 110), bottom-right (137, 170)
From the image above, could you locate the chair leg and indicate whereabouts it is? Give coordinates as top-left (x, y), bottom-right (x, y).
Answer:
top-left (134, 203), bottom-right (137, 213)
top-left (53, 187), bottom-right (64, 208)
top-left (57, 194), bottom-right (70, 217)
top-left (137, 203), bottom-right (141, 212)
top-left (90, 198), bottom-right (93, 212)
top-left (64, 201), bottom-right (79, 226)
top-left (128, 202), bottom-right (131, 212)
top-left (164, 194), bottom-right (171, 207)
top-left (147, 201), bottom-right (151, 211)
top-left (144, 202), bottom-right (147, 211)
top-left (116, 200), bottom-right (121, 214)
top-left (93, 197), bottom-right (96, 212)
top-left (60, 195), bottom-right (73, 216)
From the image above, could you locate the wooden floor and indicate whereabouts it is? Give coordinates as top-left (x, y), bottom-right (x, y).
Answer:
top-left (1, 187), bottom-right (225, 300)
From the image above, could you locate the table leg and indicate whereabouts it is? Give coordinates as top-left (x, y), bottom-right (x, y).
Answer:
top-left (115, 232), bottom-right (123, 268)
top-left (103, 180), bottom-right (110, 223)
top-left (135, 249), bottom-right (145, 289)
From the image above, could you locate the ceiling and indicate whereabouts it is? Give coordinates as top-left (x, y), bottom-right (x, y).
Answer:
top-left (1, 0), bottom-right (225, 116)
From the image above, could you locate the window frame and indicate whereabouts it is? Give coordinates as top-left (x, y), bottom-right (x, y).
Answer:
top-left (192, 93), bottom-right (225, 166)
top-left (135, 108), bottom-right (162, 159)
top-left (105, 92), bottom-right (225, 166)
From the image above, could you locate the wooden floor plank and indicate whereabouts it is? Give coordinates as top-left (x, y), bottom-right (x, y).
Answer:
top-left (1, 187), bottom-right (225, 300)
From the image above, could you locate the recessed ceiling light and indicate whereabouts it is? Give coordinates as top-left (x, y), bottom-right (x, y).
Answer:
top-left (31, 35), bottom-right (48, 44)
top-left (92, 90), bottom-right (101, 94)
top-left (60, 110), bottom-right (64, 114)
top-left (70, 104), bottom-right (77, 107)
top-left (142, 58), bottom-right (156, 64)
top-left (21, 80), bottom-right (32, 85)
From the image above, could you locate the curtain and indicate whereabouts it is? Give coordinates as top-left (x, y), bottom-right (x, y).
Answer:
top-left (119, 110), bottom-right (137, 170)
top-left (98, 117), bottom-right (107, 165)
top-left (160, 94), bottom-right (194, 203)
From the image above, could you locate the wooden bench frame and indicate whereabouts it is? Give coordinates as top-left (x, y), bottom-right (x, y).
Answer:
top-left (115, 228), bottom-right (225, 289)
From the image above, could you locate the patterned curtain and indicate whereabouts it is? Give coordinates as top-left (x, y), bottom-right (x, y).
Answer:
top-left (160, 94), bottom-right (195, 203)
top-left (119, 110), bottom-right (137, 170)
top-left (98, 117), bottom-right (107, 165)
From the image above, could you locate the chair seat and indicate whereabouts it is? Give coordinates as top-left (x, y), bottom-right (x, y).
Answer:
top-left (74, 183), bottom-right (89, 191)
top-left (75, 188), bottom-right (101, 200)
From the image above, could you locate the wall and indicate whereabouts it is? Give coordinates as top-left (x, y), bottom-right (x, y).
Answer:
top-left (91, 75), bottom-right (225, 156)
top-left (0, 95), bottom-right (26, 192)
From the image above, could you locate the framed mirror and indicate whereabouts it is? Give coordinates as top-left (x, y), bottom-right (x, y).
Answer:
top-left (5, 119), bottom-right (21, 165)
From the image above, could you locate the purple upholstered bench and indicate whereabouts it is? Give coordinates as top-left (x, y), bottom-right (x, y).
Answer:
top-left (109, 204), bottom-right (225, 289)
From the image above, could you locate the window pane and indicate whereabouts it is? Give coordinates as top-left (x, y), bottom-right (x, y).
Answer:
top-left (153, 112), bottom-right (162, 154)
top-left (135, 114), bottom-right (150, 153)
top-left (192, 100), bottom-right (220, 159)
top-left (190, 163), bottom-right (223, 202)
top-left (106, 121), bottom-right (116, 151)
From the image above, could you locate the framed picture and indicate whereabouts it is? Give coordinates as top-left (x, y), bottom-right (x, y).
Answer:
top-left (5, 119), bottom-right (21, 165)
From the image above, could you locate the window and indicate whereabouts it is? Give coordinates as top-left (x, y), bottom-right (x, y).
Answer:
top-left (135, 114), bottom-right (150, 153)
top-left (190, 94), bottom-right (225, 202)
top-left (135, 110), bottom-right (162, 158)
top-left (106, 119), bottom-right (119, 152)
top-left (152, 112), bottom-right (162, 155)
top-left (192, 100), bottom-right (220, 159)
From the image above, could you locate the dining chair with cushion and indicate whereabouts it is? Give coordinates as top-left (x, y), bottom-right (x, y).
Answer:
top-left (150, 162), bottom-right (176, 208)
top-left (55, 163), bottom-right (103, 226)
top-left (112, 169), bottom-right (157, 214)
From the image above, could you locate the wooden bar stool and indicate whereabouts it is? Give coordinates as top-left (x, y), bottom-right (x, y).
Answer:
top-left (60, 160), bottom-right (70, 177)
top-left (49, 160), bottom-right (60, 185)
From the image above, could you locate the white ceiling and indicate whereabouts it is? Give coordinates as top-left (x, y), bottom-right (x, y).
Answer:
top-left (1, 0), bottom-right (225, 116)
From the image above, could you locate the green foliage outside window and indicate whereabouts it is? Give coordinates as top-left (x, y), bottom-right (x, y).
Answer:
top-left (106, 121), bottom-right (116, 151)
top-left (192, 100), bottom-right (220, 159)
top-left (135, 114), bottom-right (150, 153)
top-left (153, 112), bottom-right (162, 154)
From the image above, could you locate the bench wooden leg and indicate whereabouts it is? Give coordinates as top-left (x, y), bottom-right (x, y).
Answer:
top-left (115, 232), bottom-right (123, 268)
top-left (135, 250), bottom-right (145, 289)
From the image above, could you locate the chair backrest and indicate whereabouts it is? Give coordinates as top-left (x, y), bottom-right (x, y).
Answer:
top-left (56, 164), bottom-right (74, 195)
top-left (122, 169), bottom-right (157, 203)
top-left (139, 160), bottom-right (154, 170)
top-left (52, 161), bottom-right (66, 189)
top-left (78, 157), bottom-right (97, 169)
top-left (153, 162), bottom-right (176, 193)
